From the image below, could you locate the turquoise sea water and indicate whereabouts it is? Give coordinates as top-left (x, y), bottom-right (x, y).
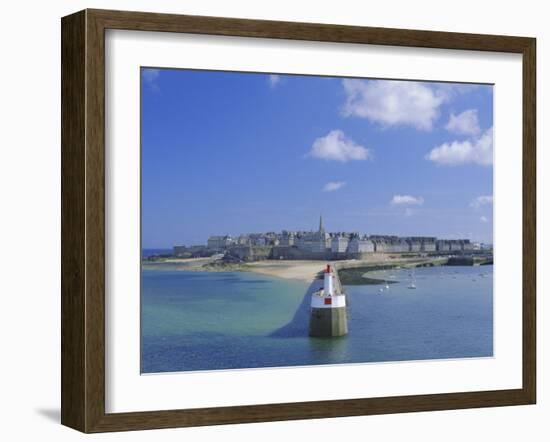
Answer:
top-left (142, 248), bottom-right (172, 258)
top-left (141, 266), bottom-right (493, 373)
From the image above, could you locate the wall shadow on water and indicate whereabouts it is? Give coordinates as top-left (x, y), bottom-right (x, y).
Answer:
top-left (268, 280), bottom-right (322, 338)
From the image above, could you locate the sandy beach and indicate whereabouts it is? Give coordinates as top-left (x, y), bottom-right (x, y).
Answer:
top-left (246, 254), bottom-right (457, 281)
top-left (143, 258), bottom-right (328, 282)
top-left (244, 260), bottom-right (327, 282)
top-left (244, 255), bottom-right (405, 281)
top-left (142, 254), bottom-right (451, 283)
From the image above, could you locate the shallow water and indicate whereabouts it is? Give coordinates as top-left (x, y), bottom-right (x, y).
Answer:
top-left (141, 266), bottom-right (493, 373)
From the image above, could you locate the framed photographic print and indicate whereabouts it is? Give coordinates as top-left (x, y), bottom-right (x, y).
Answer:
top-left (61, 9), bottom-right (536, 433)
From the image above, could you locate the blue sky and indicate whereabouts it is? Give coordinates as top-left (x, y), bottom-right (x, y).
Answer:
top-left (141, 68), bottom-right (493, 248)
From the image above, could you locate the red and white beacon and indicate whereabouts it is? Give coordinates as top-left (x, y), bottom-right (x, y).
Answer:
top-left (309, 264), bottom-right (348, 337)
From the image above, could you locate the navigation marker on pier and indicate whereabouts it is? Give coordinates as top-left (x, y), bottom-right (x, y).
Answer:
top-left (309, 264), bottom-right (348, 337)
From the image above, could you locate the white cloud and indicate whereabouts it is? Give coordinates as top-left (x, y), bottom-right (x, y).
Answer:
top-left (426, 127), bottom-right (493, 166)
top-left (480, 216), bottom-right (489, 223)
top-left (446, 109), bottom-right (481, 136)
top-left (142, 68), bottom-right (160, 88)
top-left (390, 195), bottom-right (424, 206)
top-left (341, 79), bottom-right (446, 130)
top-left (323, 181), bottom-right (346, 192)
top-left (268, 74), bottom-right (281, 88)
top-left (309, 130), bottom-right (371, 162)
top-left (470, 195), bottom-right (493, 208)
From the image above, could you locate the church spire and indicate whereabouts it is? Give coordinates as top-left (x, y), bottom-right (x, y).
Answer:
top-left (319, 213), bottom-right (324, 233)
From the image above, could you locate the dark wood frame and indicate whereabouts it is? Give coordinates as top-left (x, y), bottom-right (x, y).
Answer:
top-left (61, 8), bottom-right (536, 433)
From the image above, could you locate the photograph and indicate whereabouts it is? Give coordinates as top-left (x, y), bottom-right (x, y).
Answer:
top-left (140, 68), bottom-right (494, 374)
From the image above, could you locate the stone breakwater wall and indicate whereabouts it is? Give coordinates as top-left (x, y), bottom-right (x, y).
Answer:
top-left (228, 245), bottom-right (377, 262)
top-left (225, 244), bottom-right (493, 264)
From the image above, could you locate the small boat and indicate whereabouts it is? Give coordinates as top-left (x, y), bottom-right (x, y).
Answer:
top-left (408, 283), bottom-right (416, 289)
top-left (384, 283), bottom-right (390, 290)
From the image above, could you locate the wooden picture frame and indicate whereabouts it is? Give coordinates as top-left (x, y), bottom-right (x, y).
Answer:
top-left (61, 8), bottom-right (536, 433)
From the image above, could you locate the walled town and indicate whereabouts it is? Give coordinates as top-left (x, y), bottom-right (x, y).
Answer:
top-left (171, 216), bottom-right (491, 262)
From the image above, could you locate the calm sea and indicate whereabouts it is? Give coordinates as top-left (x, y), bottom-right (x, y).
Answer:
top-left (142, 248), bottom-right (173, 258)
top-left (141, 266), bottom-right (493, 373)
